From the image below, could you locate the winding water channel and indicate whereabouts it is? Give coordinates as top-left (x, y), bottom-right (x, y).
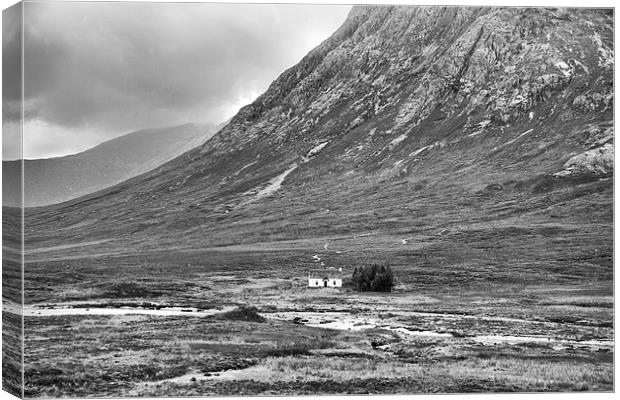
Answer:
top-left (7, 303), bottom-right (612, 349)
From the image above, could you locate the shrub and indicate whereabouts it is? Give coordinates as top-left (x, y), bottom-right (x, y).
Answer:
top-left (351, 263), bottom-right (394, 292)
top-left (215, 306), bottom-right (265, 322)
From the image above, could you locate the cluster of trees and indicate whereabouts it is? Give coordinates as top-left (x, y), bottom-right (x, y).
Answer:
top-left (351, 263), bottom-right (394, 292)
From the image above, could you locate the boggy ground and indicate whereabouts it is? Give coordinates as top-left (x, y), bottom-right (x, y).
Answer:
top-left (21, 238), bottom-right (613, 397)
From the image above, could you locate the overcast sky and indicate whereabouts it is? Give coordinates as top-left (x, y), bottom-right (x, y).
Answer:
top-left (2, 2), bottom-right (351, 160)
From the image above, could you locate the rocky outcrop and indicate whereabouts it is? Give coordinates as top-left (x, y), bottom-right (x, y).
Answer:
top-left (554, 143), bottom-right (613, 178)
top-left (554, 124), bottom-right (614, 178)
top-left (200, 6), bottom-right (612, 170)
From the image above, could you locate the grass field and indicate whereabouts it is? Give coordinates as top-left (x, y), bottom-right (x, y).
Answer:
top-left (17, 228), bottom-right (613, 397)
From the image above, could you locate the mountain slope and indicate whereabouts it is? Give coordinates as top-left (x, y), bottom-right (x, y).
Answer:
top-left (24, 6), bottom-right (612, 270)
top-left (3, 123), bottom-right (218, 206)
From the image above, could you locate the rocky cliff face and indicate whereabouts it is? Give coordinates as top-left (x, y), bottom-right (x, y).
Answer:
top-left (208, 6), bottom-right (612, 171)
top-left (24, 6), bottom-right (613, 257)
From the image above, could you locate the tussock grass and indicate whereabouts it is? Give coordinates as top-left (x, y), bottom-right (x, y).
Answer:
top-left (265, 336), bottom-right (337, 357)
top-left (540, 296), bottom-right (613, 308)
top-left (55, 286), bottom-right (105, 301)
top-left (236, 356), bottom-right (419, 381)
top-left (445, 357), bottom-right (613, 391)
top-left (102, 281), bottom-right (162, 298)
top-left (214, 355), bottom-right (612, 392)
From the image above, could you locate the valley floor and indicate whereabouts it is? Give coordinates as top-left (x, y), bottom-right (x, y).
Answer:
top-left (15, 237), bottom-right (614, 397)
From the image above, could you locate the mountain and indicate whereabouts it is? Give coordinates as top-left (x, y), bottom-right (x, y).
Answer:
top-left (3, 122), bottom-right (219, 207)
top-left (24, 6), bottom-right (613, 270)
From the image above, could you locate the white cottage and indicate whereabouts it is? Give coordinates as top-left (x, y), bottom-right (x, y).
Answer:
top-left (308, 268), bottom-right (342, 288)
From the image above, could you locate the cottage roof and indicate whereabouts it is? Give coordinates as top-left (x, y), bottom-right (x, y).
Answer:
top-left (308, 268), bottom-right (343, 279)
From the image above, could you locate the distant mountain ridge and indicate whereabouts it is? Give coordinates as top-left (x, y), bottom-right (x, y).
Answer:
top-left (3, 123), bottom-right (218, 207)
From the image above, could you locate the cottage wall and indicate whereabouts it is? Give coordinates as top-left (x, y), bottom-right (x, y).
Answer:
top-left (308, 278), bottom-right (342, 288)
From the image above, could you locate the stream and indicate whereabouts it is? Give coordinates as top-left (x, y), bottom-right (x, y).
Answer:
top-left (6, 302), bottom-right (236, 317)
top-left (8, 303), bottom-right (613, 349)
top-left (269, 311), bottom-right (614, 349)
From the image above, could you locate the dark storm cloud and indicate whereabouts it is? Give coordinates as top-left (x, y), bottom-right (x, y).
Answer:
top-left (3, 2), bottom-right (23, 160)
top-left (2, 3), bottom-right (21, 103)
top-left (3, 2), bottom-right (351, 159)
